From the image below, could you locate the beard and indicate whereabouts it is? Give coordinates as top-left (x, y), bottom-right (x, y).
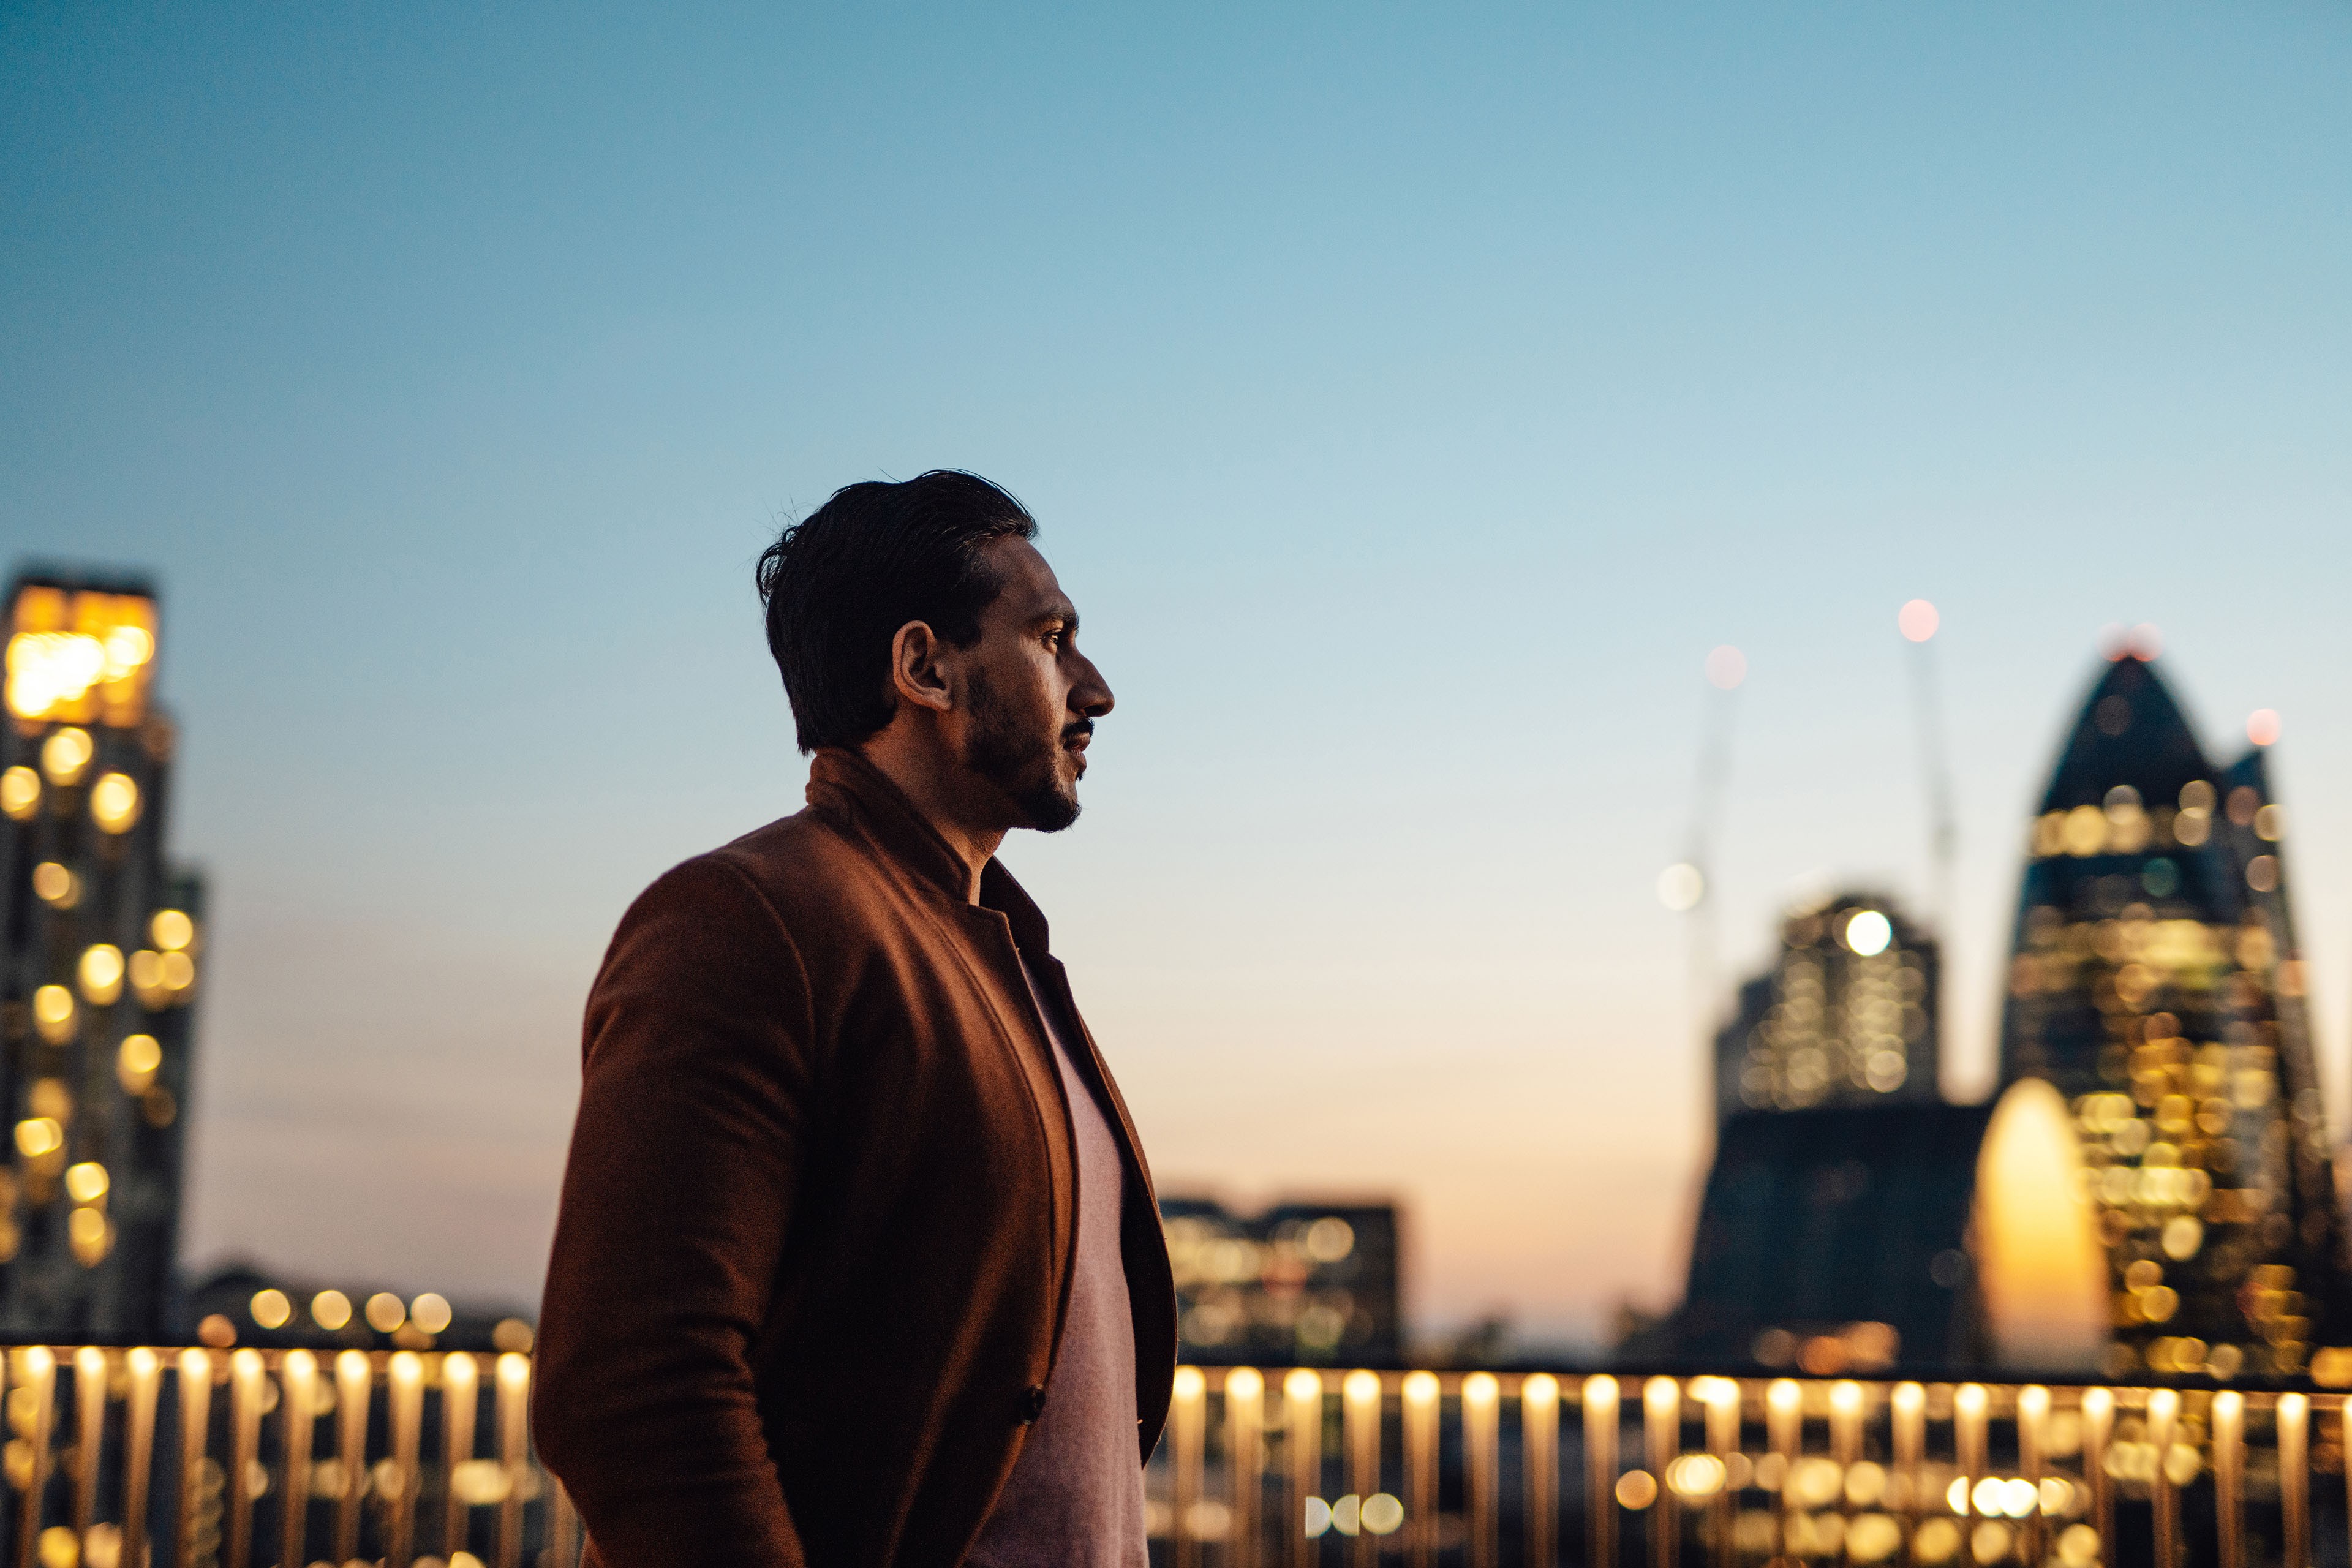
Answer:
top-left (963, 667), bottom-right (1084, 833)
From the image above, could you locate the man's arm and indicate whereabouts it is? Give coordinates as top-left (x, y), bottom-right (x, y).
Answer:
top-left (533, 857), bottom-right (816, 1566)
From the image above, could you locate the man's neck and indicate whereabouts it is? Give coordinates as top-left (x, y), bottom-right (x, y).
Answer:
top-left (853, 734), bottom-right (1006, 902)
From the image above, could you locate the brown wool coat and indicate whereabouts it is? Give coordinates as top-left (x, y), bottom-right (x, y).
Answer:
top-left (532, 750), bottom-right (1177, 1566)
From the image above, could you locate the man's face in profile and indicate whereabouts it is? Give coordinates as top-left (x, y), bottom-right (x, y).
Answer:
top-left (957, 537), bottom-right (1112, 834)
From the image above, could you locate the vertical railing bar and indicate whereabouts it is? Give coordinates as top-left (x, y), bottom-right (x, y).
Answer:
top-left (1283, 1370), bottom-right (1322, 1568)
top-left (387, 1351), bottom-right (424, 1568)
top-left (277, 1352), bottom-right (317, 1568)
top-left (2148, 1388), bottom-right (2179, 1568)
top-left (442, 1352), bottom-right (479, 1562)
top-left (1403, 1371), bottom-right (1439, 1568)
top-left (2211, 1390), bottom-right (2242, 1568)
top-left (71, 1347), bottom-right (104, 1543)
top-left (120, 1348), bottom-right (160, 1568)
top-left (173, 1351), bottom-right (212, 1568)
top-left (1343, 1370), bottom-right (1381, 1568)
top-left (1224, 1369), bottom-right (1264, 1568)
top-left (1702, 1381), bottom-right (1736, 1568)
top-left (224, 1348), bottom-right (262, 1568)
top-left (1830, 1381), bottom-right (1861, 1564)
top-left (2081, 1388), bottom-right (2113, 1568)
top-left (1765, 1379), bottom-right (1798, 1564)
top-left (1583, 1377), bottom-right (1618, 1568)
top-left (1643, 1377), bottom-right (1679, 1568)
top-left (333, 1351), bottom-right (370, 1564)
top-left (1891, 1382), bottom-right (1923, 1561)
top-left (1172, 1366), bottom-right (1206, 1568)
top-left (13, 1348), bottom-right (55, 1568)
top-left (1463, 1373), bottom-right (1498, 1568)
top-left (494, 1353), bottom-right (530, 1568)
top-left (2016, 1385), bottom-right (2048, 1568)
top-left (2277, 1392), bottom-right (2309, 1568)
top-left (1521, 1374), bottom-right (1558, 1568)
top-left (1954, 1382), bottom-right (1986, 1529)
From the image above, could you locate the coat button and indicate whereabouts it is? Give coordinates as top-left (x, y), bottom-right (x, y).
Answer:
top-left (1020, 1384), bottom-right (1047, 1423)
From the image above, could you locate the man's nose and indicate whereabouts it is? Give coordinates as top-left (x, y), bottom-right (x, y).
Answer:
top-left (1073, 655), bottom-right (1114, 718)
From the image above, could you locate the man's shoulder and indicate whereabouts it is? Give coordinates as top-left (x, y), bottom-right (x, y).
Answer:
top-left (634, 806), bottom-right (909, 941)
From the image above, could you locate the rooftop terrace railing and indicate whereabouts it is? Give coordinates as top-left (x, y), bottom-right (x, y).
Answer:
top-left (0, 1348), bottom-right (2339, 1566)
top-left (1144, 1368), bottom-right (2349, 1568)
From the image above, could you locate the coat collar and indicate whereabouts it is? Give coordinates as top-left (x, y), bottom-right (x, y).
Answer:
top-left (804, 748), bottom-right (1054, 959)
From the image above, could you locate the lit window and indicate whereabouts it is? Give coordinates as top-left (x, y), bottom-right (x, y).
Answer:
top-left (149, 910), bottom-right (195, 952)
top-left (4, 585), bottom-right (158, 725)
top-left (0, 767), bottom-right (37, 820)
top-left (31, 985), bottom-right (75, 1044)
top-left (66, 1207), bottom-right (110, 1266)
top-left (31, 863), bottom-right (77, 907)
top-left (78, 945), bottom-right (124, 1006)
top-left (89, 773), bottom-right (140, 834)
top-left (39, 728), bottom-right (93, 786)
top-left (117, 1035), bottom-right (162, 1095)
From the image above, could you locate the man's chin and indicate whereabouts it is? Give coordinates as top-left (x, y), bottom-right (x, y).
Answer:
top-left (1017, 785), bottom-right (1082, 834)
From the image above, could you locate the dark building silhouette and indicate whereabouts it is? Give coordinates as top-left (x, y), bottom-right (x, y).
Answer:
top-left (1713, 890), bottom-right (1941, 1124)
top-left (1159, 1196), bottom-right (1403, 1366)
top-left (1998, 651), bottom-right (2348, 1378)
top-left (1673, 1104), bottom-right (1993, 1373)
top-left (183, 1262), bottom-right (536, 1355)
top-left (0, 570), bottom-right (200, 1338)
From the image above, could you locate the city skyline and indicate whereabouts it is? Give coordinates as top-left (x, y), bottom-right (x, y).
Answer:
top-left (8, 6), bottom-right (2352, 1345)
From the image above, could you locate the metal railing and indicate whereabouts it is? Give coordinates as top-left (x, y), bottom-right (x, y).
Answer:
top-left (1142, 1368), bottom-right (2350, 1567)
top-left (0, 1348), bottom-right (2339, 1566)
top-left (0, 1345), bottom-right (570, 1568)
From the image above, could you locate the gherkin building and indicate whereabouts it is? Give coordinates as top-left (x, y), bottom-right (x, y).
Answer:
top-left (1999, 652), bottom-right (2348, 1381)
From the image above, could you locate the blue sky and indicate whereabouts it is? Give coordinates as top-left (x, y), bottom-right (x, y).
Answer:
top-left (7, 4), bottom-right (2350, 1342)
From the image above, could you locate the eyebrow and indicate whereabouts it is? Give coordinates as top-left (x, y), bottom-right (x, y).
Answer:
top-left (1030, 599), bottom-right (1078, 635)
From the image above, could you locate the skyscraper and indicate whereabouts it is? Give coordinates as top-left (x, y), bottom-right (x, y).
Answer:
top-left (0, 570), bottom-right (200, 1338)
top-left (1713, 889), bottom-right (1941, 1123)
top-left (1999, 650), bottom-right (2345, 1378)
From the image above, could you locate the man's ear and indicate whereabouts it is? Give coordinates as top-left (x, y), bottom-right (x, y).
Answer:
top-left (888, 620), bottom-right (956, 715)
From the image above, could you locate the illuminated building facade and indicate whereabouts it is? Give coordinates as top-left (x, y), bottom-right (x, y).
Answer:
top-left (1159, 1196), bottom-right (1402, 1366)
top-left (1713, 890), bottom-right (1941, 1123)
top-left (1999, 651), bottom-right (2347, 1379)
top-left (0, 570), bottom-right (200, 1338)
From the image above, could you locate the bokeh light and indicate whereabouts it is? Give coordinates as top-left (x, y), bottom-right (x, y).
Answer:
top-left (1844, 910), bottom-right (1893, 957)
top-left (89, 772), bottom-right (140, 834)
top-left (2247, 709), bottom-right (2280, 747)
top-left (1898, 600), bottom-right (1939, 642)
top-left (1705, 644), bottom-right (1747, 690)
top-left (1657, 862), bottom-right (1705, 912)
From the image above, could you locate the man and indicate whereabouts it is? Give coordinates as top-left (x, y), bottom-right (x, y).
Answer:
top-left (534, 471), bottom-right (1175, 1566)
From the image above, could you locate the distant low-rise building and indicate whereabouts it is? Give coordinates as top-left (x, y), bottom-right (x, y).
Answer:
top-left (1159, 1196), bottom-right (1401, 1366)
top-left (184, 1261), bottom-right (535, 1355)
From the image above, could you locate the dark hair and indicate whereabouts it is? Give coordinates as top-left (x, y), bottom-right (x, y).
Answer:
top-left (756, 470), bottom-right (1038, 753)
